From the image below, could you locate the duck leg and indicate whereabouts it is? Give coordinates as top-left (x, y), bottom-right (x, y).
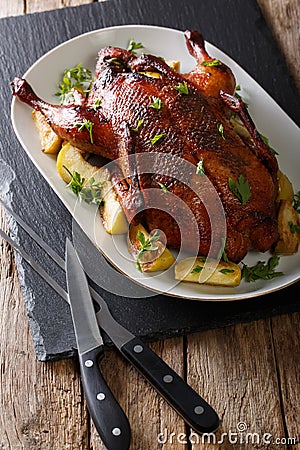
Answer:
top-left (220, 90), bottom-right (278, 179)
top-left (11, 77), bottom-right (118, 159)
top-left (184, 30), bottom-right (236, 98)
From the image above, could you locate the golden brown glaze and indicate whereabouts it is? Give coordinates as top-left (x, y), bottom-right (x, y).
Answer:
top-left (11, 30), bottom-right (279, 262)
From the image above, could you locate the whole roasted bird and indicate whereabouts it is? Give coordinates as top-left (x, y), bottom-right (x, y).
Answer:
top-left (11, 30), bottom-right (279, 262)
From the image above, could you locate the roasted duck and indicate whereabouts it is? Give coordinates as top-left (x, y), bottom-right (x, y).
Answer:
top-left (11, 30), bottom-right (279, 262)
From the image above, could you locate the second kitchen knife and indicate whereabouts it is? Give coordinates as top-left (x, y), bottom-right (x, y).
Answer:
top-left (65, 239), bottom-right (131, 450)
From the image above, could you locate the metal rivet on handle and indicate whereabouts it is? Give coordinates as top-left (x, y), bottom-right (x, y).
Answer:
top-left (112, 427), bottom-right (121, 436)
top-left (133, 344), bottom-right (143, 353)
top-left (85, 360), bottom-right (93, 368)
top-left (163, 374), bottom-right (173, 383)
top-left (97, 392), bottom-right (106, 401)
top-left (194, 405), bottom-right (204, 415)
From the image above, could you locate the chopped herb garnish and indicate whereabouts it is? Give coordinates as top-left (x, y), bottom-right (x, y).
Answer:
top-left (201, 59), bottom-right (222, 67)
top-left (127, 38), bottom-right (144, 55)
top-left (288, 221), bottom-right (300, 233)
top-left (217, 123), bottom-right (225, 140)
top-left (242, 256), bottom-right (284, 282)
top-left (228, 175), bottom-right (251, 205)
top-left (136, 230), bottom-right (160, 271)
top-left (136, 260), bottom-right (143, 272)
top-left (174, 81), bottom-right (189, 95)
top-left (191, 265), bottom-right (203, 274)
top-left (80, 177), bottom-right (104, 205)
top-left (196, 157), bottom-right (205, 176)
top-left (293, 191), bottom-right (300, 213)
top-left (235, 85), bottom-right (241, 91)
top-left (132, 119), bottom-right (143, 132)
top-left (55, 63), bottom-right (92, 104)
top-left (217, 237), bottom-right (228, 262)
top-left (63, 166), bottom-right (85, 195)
top-left (149, 96), bottom-right (163, 109)
top-left (157, 182), bottom-right (169, 193)
top-left (151, 132), bottom-right (166, 145)
top-left (91, 98), bottom-right (102, 111)
top-left (259, 133), bottom-right (278, 155)
top-left (63, 167), bottom-right (103, 205)
top-left (106, 57), bottom-right (122, 67)
top-left (75, 119), bottom-right (94, 144)
top-left (219, 268), bottom-right (235, 274)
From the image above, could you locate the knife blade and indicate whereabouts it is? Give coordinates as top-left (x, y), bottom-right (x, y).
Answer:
top-left (72, 223), bottom-right (219, 434)
top-left (65, 239), bottom-right (131, 450)
top-left (71, 219), bottom-right (153, 298)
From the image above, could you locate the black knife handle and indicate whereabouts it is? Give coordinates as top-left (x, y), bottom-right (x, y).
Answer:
top-left (79, 345), bottom-right (131, 450)
top-left (121, 337), bottom-right (219, 434)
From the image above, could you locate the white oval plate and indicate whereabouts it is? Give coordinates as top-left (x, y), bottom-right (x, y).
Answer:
top-left (11, 25), bottom-right (300, 301)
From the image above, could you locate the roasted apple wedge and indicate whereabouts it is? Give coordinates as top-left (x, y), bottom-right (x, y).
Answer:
top-left (175, 257), bottom-right (241, 287)
top-left (32, 110), bottom-right (63, 154)
top-left (57, 143), bottom-right (128, 234)
top-left (128, 223), bottom-right (175, 272)
top-left (274, 200), bottom-right (300, 254)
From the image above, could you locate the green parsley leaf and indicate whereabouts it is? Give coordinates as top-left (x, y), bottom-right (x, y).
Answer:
top-left (228, 175), bottom-right (251, 205)
top-left (157, 182), bottom-right (169, 193)
top-left (106, 57), bottom-right (122, 67)
top-left (201, 59), bottom-right (222, 67)
top-left (174, 81), bottom-right (189, 95)
top-left (293, 191), bottom-right (300, 213)
top-left (196, 157), bottom-right (205, 175)
top-left (288, 221), bottom-right (300, 233)
top-left (132, 119), bottom-right (143, 132)
top-left (151, 132), bottom-right (166, 145)
top-left (219, 268), bottom-right (235, 274)
top-left (217, 123), bottom-right (225, 140)
top-left (79, 177), bottom-right (103, 205)
top-left (191, 265), bottom-right (203, 274)
top-left (235, 85), bottom-right (241, 91)
top-left (64, 166), bottom-right (85, 195)
top-left (217, 237), bottom-right (228, 262)
top-left (242, 256), bottom-right (284, 282)
top-left (127, 38), bottom-right (144, 55)
top-left (55, 63), bottom-right (92, 104)
top-left (136, 230), bottom-right (161, 269)
top-left (75, 119), bottom-right (94, 144)
top-left (91, 98), bottom-right (101, 111)
top-left (259, 133), bottom-right (278, 155)
top-left (63, 167), bottom-right (103, 205)
top-left (136, 260), bottom-right (143, 272)
top-left (149, 96), bottom-right (163, 109)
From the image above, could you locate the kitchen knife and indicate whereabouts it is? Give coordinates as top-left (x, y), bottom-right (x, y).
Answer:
top-left (65, 239), bottom-right (131, 450)
top-left (72, 223), bottom-right (219, 434)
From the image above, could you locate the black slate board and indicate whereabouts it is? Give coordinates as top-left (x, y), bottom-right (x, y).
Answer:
top-left (0, 0), bottom-right (299, 361)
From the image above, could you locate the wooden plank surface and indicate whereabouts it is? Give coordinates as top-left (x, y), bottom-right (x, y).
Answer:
top-left (1, 0), bottom-right (299, 449)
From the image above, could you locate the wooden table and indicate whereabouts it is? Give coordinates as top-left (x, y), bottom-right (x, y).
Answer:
top-left (0, 1), bottom-right (299, 449)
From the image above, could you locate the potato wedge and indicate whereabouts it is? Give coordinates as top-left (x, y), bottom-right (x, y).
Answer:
top-left (128, 223), bottom-right (175, 272)
top-left (277, 170), bottom-right (294, 203)
top-left (57, 143), bottom-right (128, 234)
top-left (175, 257), bottom-right (241, 287)
top-left (32, 110), bottom-right (63, 154)
top-left (274, 200), bottom-right (300, 254)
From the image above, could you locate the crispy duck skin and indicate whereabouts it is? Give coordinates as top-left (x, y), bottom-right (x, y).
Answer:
top-left (11, 30), bottom-right (279, 262)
